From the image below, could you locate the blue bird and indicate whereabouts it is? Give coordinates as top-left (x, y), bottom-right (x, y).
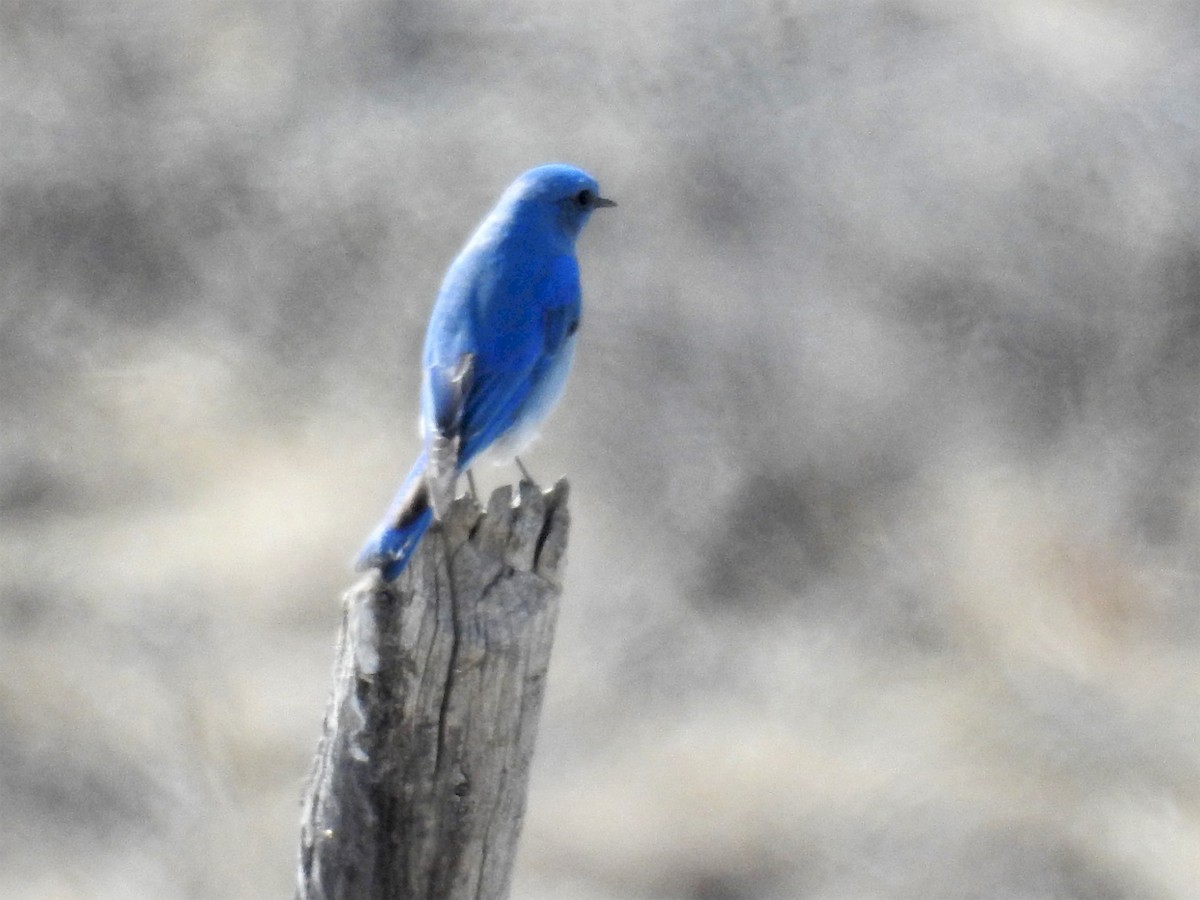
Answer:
top-left (357, 164), bottom-right (615, 580)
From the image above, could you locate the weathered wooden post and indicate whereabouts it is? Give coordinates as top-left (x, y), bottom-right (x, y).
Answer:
top-left (296, 480), bottom-right (569, 900)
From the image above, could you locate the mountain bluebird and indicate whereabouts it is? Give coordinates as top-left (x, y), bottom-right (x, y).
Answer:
top-left (357, 164), bottom-right (615, 580)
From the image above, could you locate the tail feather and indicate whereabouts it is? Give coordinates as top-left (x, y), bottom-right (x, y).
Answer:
top-left (356, 450), bottom-right (434, 580)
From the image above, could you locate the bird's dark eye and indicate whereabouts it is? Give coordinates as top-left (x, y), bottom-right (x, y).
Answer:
top-left (575, 189), bottom-right (593, 207)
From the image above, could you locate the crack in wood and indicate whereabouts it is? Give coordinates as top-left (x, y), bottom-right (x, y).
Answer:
top-left (296, 480), bottom-right (569, 900)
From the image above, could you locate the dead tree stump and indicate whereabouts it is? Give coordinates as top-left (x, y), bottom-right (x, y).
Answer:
top-left (296, 480), bottom-right (570, 900)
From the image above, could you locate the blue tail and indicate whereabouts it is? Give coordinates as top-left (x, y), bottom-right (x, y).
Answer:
top-left (356, 450), bottom-right (435, 581)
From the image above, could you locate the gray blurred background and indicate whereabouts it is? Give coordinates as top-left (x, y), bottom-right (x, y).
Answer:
top-left (3, 1), bottom-right (1199, 897)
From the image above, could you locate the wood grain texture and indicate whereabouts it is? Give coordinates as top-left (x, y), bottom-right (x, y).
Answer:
top-left (297, 480), bottom-right (569, 900)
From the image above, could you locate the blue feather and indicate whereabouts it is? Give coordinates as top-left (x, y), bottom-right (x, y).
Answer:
top-left (356, 164), bottom-right (612, 579)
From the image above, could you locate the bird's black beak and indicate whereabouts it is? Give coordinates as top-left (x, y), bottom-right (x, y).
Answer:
top-left (593, 196), bottom-right (617, 209)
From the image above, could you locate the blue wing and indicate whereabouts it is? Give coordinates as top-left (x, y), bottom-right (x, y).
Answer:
top-left (422, 249), bottom-right (581, 470)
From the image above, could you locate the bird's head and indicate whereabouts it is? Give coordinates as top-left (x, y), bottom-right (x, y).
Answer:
top-left (502, 164), bottom-right (616, 243)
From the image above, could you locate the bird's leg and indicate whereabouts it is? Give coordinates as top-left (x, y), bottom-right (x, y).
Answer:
top-left (515, 456), bottom-right (534, 485)
top-left (465, 469), bottom-right (479, 503)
